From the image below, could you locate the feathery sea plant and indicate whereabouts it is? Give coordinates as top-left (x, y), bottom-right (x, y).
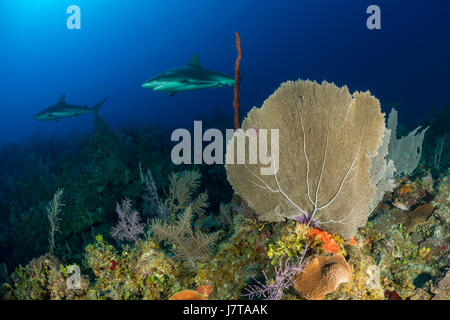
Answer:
top-left (111, 198), bottom-right (145, 242)
top-left (218, 202), bottom-right (234, 228)
top-left (164, 170), bottom-right (208, 217)
top-left (47, 188), bottom-right (64, 255)
top-left (139, 162), bottom-right (170, 219)
top-left (150, 205), bottom-right (218, 270)
top-left (434, 134), bottom-right (446, 170)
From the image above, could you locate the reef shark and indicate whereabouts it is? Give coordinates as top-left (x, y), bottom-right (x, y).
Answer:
top-left (33, 94), bottom-right (108, 122)
top-left (141, 54), bottom-right (237, 96)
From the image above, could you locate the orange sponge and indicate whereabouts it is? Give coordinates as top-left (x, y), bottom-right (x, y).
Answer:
top-left (169, 290), bottom-right (206, 300)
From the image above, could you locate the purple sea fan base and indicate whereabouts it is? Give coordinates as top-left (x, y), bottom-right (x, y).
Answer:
top-left (295, 213), bottom-right (319, 228)
top-left (243, 243), bottom-right (309, 300)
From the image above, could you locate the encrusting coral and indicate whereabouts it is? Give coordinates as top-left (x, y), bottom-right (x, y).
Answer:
top-left (10, 253), bottom-right (89, 300)
top-left (294, 253), bottom-right (352, 300)
top-left (403, 203), bottom-right (434, 232)
top-left (0, 87), bottom-right (446, 301)
top-left (225, 79), bottom-right (386, 239)
top-left (83, 234), bottom-right (186, 300)
top-left (431, 270), bottom-right (450, 300)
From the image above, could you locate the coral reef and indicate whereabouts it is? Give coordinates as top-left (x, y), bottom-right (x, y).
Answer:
top-left (194, 213), bottom-right (272, 300)
top-left (402, 203), bottom-right (434, 232)
top-left (10, 254), bottom-right (89, 300)
top-left (0, 83), bottom-right (447, 301)
top-left (431, 270), bottom-right (449, 300)
top-left (243, 245), bottom-right (308, 300)
top-left (83, 235), bottom-right (183, 300)
top-left (2, 164), bottom-right (447, 301)
top-left (360, 168), bottom-right (449, 299)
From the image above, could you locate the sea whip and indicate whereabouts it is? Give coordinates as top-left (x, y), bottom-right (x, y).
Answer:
top-left (233, 32), bottom-right (243, 207)
top-left (233, 32), bottom-right (242, 130)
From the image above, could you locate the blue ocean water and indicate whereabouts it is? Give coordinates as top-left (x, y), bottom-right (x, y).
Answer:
top-left (1, 0), bottom-right (449, 144)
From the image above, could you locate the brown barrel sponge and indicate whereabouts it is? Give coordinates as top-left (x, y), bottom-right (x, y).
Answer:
top-left (294, 254), bottom-right (352, 300)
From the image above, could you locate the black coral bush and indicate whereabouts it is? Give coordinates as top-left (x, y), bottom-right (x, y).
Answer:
top-left (150, 205), bottom-right (218, 270)
top-left (164, 170), bottom-right (208, 216)
top-left (111, 199), bottom-right (145, 242)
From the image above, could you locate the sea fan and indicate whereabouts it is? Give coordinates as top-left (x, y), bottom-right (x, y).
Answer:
top-left (151, 205), bottom-right (218, 270)
top-left (294, 213), bottom-right (319, 228)
top-left (225, 80), bottom-right (386, 239)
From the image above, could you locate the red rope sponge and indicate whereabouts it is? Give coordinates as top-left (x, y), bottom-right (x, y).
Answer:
top-left (233, 32), bottom-right (242, 129)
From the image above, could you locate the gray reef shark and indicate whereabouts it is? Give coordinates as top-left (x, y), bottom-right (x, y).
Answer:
top-left (33, 94), bottom-right (108, 122)
top-left (141, 54), bottom-right (237, 96)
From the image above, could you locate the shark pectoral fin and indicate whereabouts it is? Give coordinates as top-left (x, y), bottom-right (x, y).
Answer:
top-left (58, 93), bottom-right (66, 104)
top-left (169, 92), bottom-right (176, 97)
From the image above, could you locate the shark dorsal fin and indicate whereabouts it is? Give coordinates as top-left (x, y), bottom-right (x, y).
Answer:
top-left (188, 54), bottom-right (202, 68)
top-left (58, 93), bottom-right (66, 104)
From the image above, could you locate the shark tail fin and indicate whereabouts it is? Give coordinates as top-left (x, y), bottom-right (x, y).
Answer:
top-left (92, 97), bottom-right (108, 117)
